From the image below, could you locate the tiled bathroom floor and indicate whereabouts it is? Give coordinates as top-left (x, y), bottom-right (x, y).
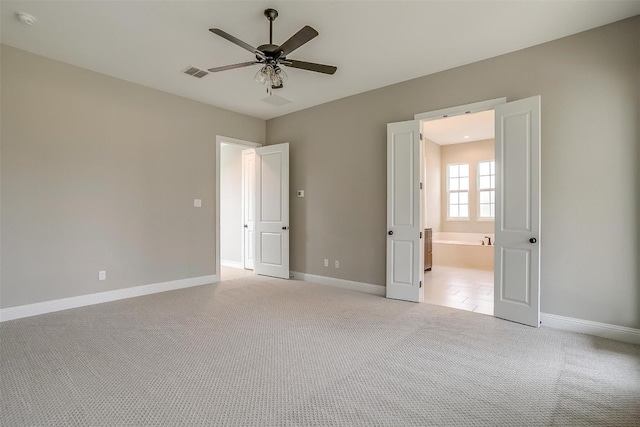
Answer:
top-left (423, 266), bottom-right (494, 315)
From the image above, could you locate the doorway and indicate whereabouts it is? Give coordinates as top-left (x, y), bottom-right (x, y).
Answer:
top-left (387, 96), bottom-right (541, 327)
top-left (215, 136), bottom-right (261, 281)
top-left (421, 110), bottom-right (496, 316)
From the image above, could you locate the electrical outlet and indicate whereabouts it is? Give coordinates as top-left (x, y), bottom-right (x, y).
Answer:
top-left (98, 270), bottom-right (106, 281)
top-left (194, 199), bottom-right (202, 207)
top-left (324, 258), bottom-right (329, 267)
top-left (297, 190), bottom-right (305, 197)
top-left (335, 260), bottom-right (340, 269)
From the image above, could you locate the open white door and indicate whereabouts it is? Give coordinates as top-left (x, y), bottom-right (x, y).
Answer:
top-left (494, 96), bottom-right (541, 327)
top-left (242, 149), bottom-right (256, 270)
top-left (254, 143), bottom-right (290, 279)
top-left (386, 120), bottom-right (424, 302)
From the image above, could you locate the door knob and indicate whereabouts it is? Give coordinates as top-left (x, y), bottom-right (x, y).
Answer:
top-left (529, 237), bottom-right (537, 244)
top-left (282, 226), bottom-right (288, 230)
top-left (244, 224), bottom-right (248, 228)
top-left (388, 231), bottom-right (393, 235)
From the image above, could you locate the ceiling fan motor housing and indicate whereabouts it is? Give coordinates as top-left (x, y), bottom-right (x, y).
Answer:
top-left (256, 44), bottom-right (282, 60)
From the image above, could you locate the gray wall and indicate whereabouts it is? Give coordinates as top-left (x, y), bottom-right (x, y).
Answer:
top-left (1, 45), bottom-right (265, 308)
top-left (2, 17), bottom-right (639, 330)
top-left (267, 17), bottom-right (640, 329)
top-left (220, 144), bottom-right (244, 264)
top-left (424, 138), bottom-right (441, 232)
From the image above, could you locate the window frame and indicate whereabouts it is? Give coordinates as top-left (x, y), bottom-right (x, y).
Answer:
top-left (477, 159), bottom-right (496, 221)
top-left (446, 162), bottom-right (470, 221)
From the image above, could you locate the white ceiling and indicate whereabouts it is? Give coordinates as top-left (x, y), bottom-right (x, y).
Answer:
top-left (424, 110), bottom-right (495, 146)
top-left (2, 1), bottom-right (638, 120)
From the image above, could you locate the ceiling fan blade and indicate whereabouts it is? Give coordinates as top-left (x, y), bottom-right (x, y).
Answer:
top-left (207, 61), bottom-right (260, 72)
top-left (209, 28), bottom-right (266, 60)
top-left (278, 26), bottom-right (318, 57)
top-left (284, 59), bottom-right (337, 75)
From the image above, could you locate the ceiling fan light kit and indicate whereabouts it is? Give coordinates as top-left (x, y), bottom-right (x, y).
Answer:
top-left (254, 64), bottom-right (287, 89)
top-left (207, 8), bottom-right (337, 92)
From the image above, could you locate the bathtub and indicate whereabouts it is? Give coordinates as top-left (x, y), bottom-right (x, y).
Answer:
top-left (432, 232), bottom-right (494, 271)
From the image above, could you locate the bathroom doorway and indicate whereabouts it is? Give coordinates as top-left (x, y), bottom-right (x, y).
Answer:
top-left (388, 96), bottom-right (541, 326)
top-left (421, 110), bottom-right (496, 315)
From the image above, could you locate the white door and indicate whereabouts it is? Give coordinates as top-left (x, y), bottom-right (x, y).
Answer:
top-left (386, 121), bottom-right (424, 302)
top-left (494, 96), bottom-right (541, 327)
top-left (254, 143), bottom-right (290, 279)
top-left (242, 149), bottom-right (255, 270)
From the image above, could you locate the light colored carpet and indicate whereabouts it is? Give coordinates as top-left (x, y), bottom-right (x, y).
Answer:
top-left (220, 265), bottom-right (255, 281)
top-left (1, 275), bottom-right (639, 426)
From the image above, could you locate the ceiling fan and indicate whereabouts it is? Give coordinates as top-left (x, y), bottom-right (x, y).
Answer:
top-left (208, 8), bottom-right (337, 91)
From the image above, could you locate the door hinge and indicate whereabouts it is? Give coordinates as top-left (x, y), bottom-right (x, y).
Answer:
top-left (420, 133), bottom-right (423, 141)
top-left (420, 231), bottom-right (422, 239)
top-left (419, 280), bottom-right (423, 288)
top-left (420, 182), bottom-right (423, 190)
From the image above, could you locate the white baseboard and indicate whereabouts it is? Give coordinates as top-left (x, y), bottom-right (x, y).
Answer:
top-left (541, 313), bottom-right (640, 345)
top-left (0, 275), bottom-right (219, 322)
top-left (291, 271), bottom-right (385, 296)
top-left (221, 260), bottom-right (244, 269)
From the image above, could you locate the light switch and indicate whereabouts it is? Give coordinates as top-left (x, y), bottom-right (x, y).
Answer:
top-left (194, 199), bottom-right (202, 207)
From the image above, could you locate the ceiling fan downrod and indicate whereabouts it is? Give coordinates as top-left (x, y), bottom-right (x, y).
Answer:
top-left (264, 8), bottom-right (278, 45)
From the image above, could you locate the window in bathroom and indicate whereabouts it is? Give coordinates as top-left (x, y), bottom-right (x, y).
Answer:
top-left (478, 160), bottom-right (495, 219)
top-left (447, 163), bottom-right (469, 218)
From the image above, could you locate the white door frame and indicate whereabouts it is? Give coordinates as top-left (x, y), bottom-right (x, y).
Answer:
top-left (415, 97), bottom-right (507, 244)
top-left (242, 149), bottom-right (256, 270)
top-left (414, 98), bottom-right (507, 122)
top-left (215, 135), bottom-right (261, 281)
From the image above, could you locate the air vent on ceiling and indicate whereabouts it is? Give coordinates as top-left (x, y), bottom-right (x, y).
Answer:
top-left (182, 66), bottom-right (209, 79)
top-left (261, 94), bottom-right (292, 107)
